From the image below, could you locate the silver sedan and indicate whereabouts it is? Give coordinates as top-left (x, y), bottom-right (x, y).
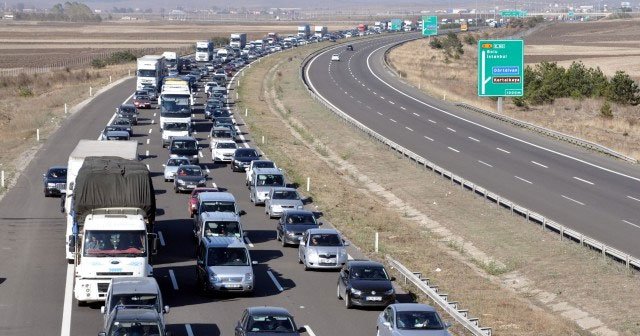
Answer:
top-left (163, 157), bottom-right (191, 182)
top-left (265, 187), bottom-right (304, 218)
top-left (298, 228), bottom-right (348, 270)
top-left (377, 303), bottom-right (451, 336)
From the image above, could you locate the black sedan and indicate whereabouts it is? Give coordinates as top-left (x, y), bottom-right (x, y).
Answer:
top-left (235, 306), bottom-right (306, 336)
top-left (173, 165), bottom-right (207, 193)
top-left (117, 104), bottom-right (138, 125)
top-left (276, 210), bottom-right (321, 246)
top-left (337, 260), bottom-right (396, 309)
top-left (42, 166), bottom-right (67, 197)
top-left (231, 148), bottom-right (261, 172)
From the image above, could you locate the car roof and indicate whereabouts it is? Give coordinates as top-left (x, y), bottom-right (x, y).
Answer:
top-left (307, 228), bottom-right (339, 235)
top-left (212, 126), bottom-right (232, 131)
top-left (48, 165), bottom-right (67, 170)
top-left (198, 191), bottom-right (236, 202)
top-left (106, 131), bottom-right (130, 136)
top-left (200, 211), bottom-right (240, 221)
top-left (390, 303), bottom-right (437, 312)
top-left (171, 136), bottom-right (197, 141)
top-left (347, 260), bottom-right (384, 268)
top-left (110, 277), bottom-right (160, 295)
top-left (270, 187), bottom-right (297, 193)
top-left (178, 165), bottom-right (201, 170)
top-left (120, 104), bottom-right (136, 108)
top-left (201, 236), bottom-right (246, 248)
top-left (282, 209), bottom-right (314, 216)
top-left (253, 167), bottom-right (282, 175)
top-left (166, 156), bottom-right (191, 162)
top-left (112, 307), bottom-right (160, 322)
top-left (214, 139), bottom-right (236, 144)
top-left (246, 306), bottom-right (292, 316)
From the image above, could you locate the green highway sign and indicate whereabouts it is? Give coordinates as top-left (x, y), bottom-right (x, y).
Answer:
top-left (477, 40), bottom-right (524, 97)
top-left (422, 15), bottom-right (438, 36)
top-left (568, 11), bottom-right (575, 17)
top-left (500, 10), bottom-right (526, 17)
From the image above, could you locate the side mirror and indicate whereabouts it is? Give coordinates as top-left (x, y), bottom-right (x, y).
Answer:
top-left (68, 235), bottom-right (76, 253)
top-left (343, 240), bottom-right (350, 246)
top-left (383, 322), bottom-right (391, 328)
top-left (98, 332), bottom-right (107, 336)
top-left (148, 233), bottom-right (158, 255)
top-left (318, 222), bottom-right (323, 226)
top-left (239, 210), bottom-right (246, 216)
top-left (297, 326), bottom-right (307, 333)
top-left (162, 164), bottom-right (166, 167)
top-left (100, 306), bottom-right (105, 314)
top-left (163, 305), bottom-right (170, 314)
top-left (252, 260), bottom-right (258, 265)
top-left (444, 322), bottom-right (452, 329)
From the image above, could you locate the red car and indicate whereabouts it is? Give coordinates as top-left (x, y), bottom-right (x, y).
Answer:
top-left (133, 94), bottom-right (151, 109)
top-left (189, 187), bottom-right (219, 217)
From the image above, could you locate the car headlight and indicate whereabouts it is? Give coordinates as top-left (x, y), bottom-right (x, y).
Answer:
top-left (350, 288), bottom-right (362, 296)
top-left (245, 272), bottom-right (253, 282)
top-left (47, 182), bottom-right (56, 187)
top-left (209, 274), bottom-right (221, 283)
top-left (177, 180), bottom-right (186, 185)
top-left (384, 288), bottom-right (395, 295)
top-left (287, 231), bottom-right (296, 236)
top-left (296, 205), bottom-right (304, 209)
top-left (192, 154), bottom-right (198, 159)
top-left (198, 179), bottom-right (206, 184)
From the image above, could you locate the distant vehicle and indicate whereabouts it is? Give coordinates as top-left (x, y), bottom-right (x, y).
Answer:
top-left (100, 305), bottom-right (168, 336)
top-left (376, 303), bottom-right (452, 336)
top-left (265, 187), bottom-right (304, 218)
top-left (195, 236), bottom-right (255, 295)
top-left (276, 210), bottom-right (321, 247)
top-left (235, 307), bottom-right (307, 335)
top-left (138, 88), bottom-right (157, 101)
top-left (245, 160), bottom-right (278, 187)
top-left (249, 167), bottom-right (285, 205)
top-left (111, 117), bottom-right (133, 136)
top-left (173, 165), bottom-right (207, 193)
top-left (133, 93), bottom-right (152, 109)
top-left (209, 126), bottom-right (234, 142)
top-left (100, 125), bottom-right (129, 140)
top-left (117, 104), bottom-right (138, 125)
top-left (337, 260), bottom-right (396, 309)
top-left (298, 228), bottom-right (349, 270)
top-left (161, 122), bottom-right (191, 148)
top-left (346, 45), bottom-right (354, 51)
top-left (101, 277), bottom-right (169, 330)
top-left (188, 187), bottom-right (220, 217)
top-left (42, 166), bottom-right (67, 197)
top-left (163, 156), bottom-right (191, 182)
top-left (231, 148), bottom-right (261, 172)
top-left (169, 136), bottom-right (199, 164)
top-left (211, 139), bottom-right (238, 163)
top-left (104, 130), bottom-right (130, 141)
top-left (331, 54), bottom-right (340, 61)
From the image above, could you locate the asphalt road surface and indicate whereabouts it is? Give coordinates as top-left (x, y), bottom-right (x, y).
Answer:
top-left (305, 33), bottom-right (640, 259)
top-left (0, 54), bottom-right (412, 336)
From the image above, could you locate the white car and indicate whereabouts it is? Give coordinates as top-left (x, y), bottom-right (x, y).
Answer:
top-left (245, 160), bottom-right (278, 186)
top-left (211, 139), bottom-right (238, 163)
top-left (331, 54), bottom-right (340, 61)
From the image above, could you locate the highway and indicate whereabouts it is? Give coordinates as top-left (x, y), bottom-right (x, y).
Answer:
top-left (0, 51), bottom-right (411, 336)
top-left (305, 33), bottom-right (640, 258)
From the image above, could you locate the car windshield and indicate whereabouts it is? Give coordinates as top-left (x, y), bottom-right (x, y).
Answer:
top-left (396, 311), bottom-right (444, 330)
top-left (212, 130), bottom-right (232, 138)
top-left (176, 167), bottom-right (202, 176)
top-left (120, 106), bottom-right (136, 113)
top-left (108, 322), bottom-right (160, 336)
top-left (134, 94), bottom-right (149, 100)
top-left (113, 119), bottom-right (129, 126)
top-left (161, 95), bottom-right (190, 111)
top-left (235, 149), bottom-right (258, 158)
top-left (272, 190), bottom-right (299, 200)
top-left (247, 315), bottom-right (294, 332)
top-left (137, 69), bottom-right (156, 77)
top-left (204, 221), bottom-right (241, 237)
top-left (216, 118), bottom-right (233, 124)
top-left (350, 266), bottom-right (389, 280)
top-left (207, 247), bottom-right (249, 266)
top-left (167, 158), bottom-right (190, 167)
top-left (285, 213), bottom-right (315, 224)
top-left (109, 294), bottom-right (158, 313)
top-left (309, 234), bottom-right (342, 247)
top-left (200, 201), bottom-right (235, 213)
top-left (164, 123), bottom-right (189, 131)
top-left (216, 142), bottom-right (237, 149)
top-left (107, 135), bottom-right (129, 140)
top-left (47, 168), bottom-right (67, 178)
top-left (171, 140), bottom-right (197, 150)
top-left (83, 230), bottom-right (146, 257)
top-left (256, 174), bottom-right (284, 187)
top-left (254, 161), bottom-right (275, 169)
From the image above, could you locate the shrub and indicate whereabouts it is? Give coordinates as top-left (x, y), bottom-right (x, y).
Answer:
top-left (18, 86), bottom-right (33, 97)
top-left (600, 100), bottom-right (613, 118)
top-left (428, 37), bottom-right (443, 49)
top-left (463, 34), bottom-right (476, 45)
top-left (90, 58), bottom-right (106, 69)
top-left (608, 71), bottom-right (640, 105)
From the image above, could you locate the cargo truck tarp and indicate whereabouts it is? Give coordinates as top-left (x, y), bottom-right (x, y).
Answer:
top-left (73, 157), bottom-right (156, 224)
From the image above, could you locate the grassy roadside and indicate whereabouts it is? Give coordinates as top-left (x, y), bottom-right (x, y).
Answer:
top-left (236, 43), bottom-right (640, 335)
top-left (0, 63), bottom-right (135, 196)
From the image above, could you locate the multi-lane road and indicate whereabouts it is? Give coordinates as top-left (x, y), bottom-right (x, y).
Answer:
top-left (305, 33), bottom-right (640, 258)
top-left (0, 51), bottom-right (416, 336)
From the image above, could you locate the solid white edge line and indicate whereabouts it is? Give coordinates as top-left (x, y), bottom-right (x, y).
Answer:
top-left (478, 160), bottom-right (493, 168)
top-left (304, 325), bottom-right (317, 336)
top-left (515, 176), bottom-right (533, 184)
top-left (531, 161), bottom-right (548, 168)
top-left (573, 176), bottom-right (594, 185)
top-left (244, 236), bottom-right (255, 248)
top-left (267, 270), bottom-right (284, 292)
top-left (60, 264), bottom-right (74, 336)
top-left (447, 147), bottom-right (459, 153)
top-left (169, 270), bottom-right (179, 290)
top-left (622, 220), bottom-right (640, 229)
top-left (185, 324), bottom-right (194, 336)
top-left (158, 231), bottom-right (166, 247)
top-left (363, 42), bottom-right (640, 184)
top-left (561, 195), bottom-right (585, 206)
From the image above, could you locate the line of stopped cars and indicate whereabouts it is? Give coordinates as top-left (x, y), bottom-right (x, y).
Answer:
top-left (43, 32), bottom-right (452, 336)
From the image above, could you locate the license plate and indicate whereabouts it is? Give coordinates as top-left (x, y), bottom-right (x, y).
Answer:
top-left (366, 296), bottom-right (382, 301)
top-left (187, 185), bottom-right (196, 188)
top-left (321, 258), bottom-right (335, 263)
top-left (224, 284), bottom-right (242, 288)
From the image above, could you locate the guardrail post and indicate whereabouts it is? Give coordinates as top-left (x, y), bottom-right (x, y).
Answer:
top-left (306, 177), bottom-right (310, 192)
top-left (375, 232), bottom-right (379, 253)
top-left (89, 86), bottom-right (93, 97)
top-left (64, 103), bottom-right (68, 114)
top-left (109, 75), bottom-right (112, 83)
top-left (36, 129), bottom-right (40, 142)
top-left (261, 135), bottom-right (265, 144)
top-left (245, 108), bottom-right (248, 117)
top-left (1, 170), bottom-right (4, 188)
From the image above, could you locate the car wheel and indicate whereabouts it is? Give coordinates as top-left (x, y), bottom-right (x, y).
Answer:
top-left (276, 230), bottom-right (281, 241)
top-left (281, 236), bottom-right (287, 247)
top-left (345, 293), bottom-right (352, 309)
top-left (174, 186), bottom-right (179, 193)
top-left (164, 178), bottom-right (168, 182)
top-left (337, 284), bottom-right (342, 300)
top-left (303, 257), bottom-right (309, 271)
top-left (298, 252), bottom-right (303, 264)
top-left (77, 299), bottom-right (87, 307)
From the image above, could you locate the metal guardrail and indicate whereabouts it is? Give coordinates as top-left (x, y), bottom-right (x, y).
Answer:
top-left (300, 38), bottom-right (640, 275)
top-left (386, 256), bottom-right (492, 336)
top-left (381, 36), bottom-right (637, 164)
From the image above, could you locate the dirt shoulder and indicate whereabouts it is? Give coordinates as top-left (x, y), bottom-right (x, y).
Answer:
top-left (387, 21), bottom-right (640, 160)
top-left (236, 43), bottom-right (640, 334)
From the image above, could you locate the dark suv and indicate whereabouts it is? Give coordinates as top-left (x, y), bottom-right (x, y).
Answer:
top-left (117, 104), bottom-right (138, 125)
top-left (231, 148), bottom-right (261, 172)
top-left (337, 260), bottom-right (396, 309)
top-left (42, 166), bottom-right (67, 197)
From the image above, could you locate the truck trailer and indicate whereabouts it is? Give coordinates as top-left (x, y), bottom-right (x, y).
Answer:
top-left (195, 41), bottom-right (213, 62)
top-left (136, 55), bottom-right (166, 92)
top-left (230, 33), bottom-right (247, 49)
top-left (297, 24), bottom-right (311, 38)
top-left (314, 26), bottom-right (328, 38)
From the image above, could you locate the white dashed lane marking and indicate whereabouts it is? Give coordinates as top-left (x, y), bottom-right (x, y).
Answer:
top-left (424, 136), bottom-right (434, 141)
top-left (515, 176), bottom-right (533, 184)
top-left (448, 147), bottom-right (459, 153)
top-left (389, 118), bottom-right (397, 123)
top-left (468, 136), bottom-right (479, 142)
top-left (405, 127), bottom-right (413, 132)
top-left (496, 147), bottom-right (510, 154)
top-left (531, 161), bottom-right (548, 168)
top-left (446, 127), bottom-right (456, 133)
top-left (562, 195), bottom-right (585, 206)
top-left (478, 160), bottom-right (493, 168)
top-left (573, 176), bottom-right (594, 185)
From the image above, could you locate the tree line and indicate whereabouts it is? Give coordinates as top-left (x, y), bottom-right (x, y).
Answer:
top-left (13, 2), bottom-right (101, 22)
